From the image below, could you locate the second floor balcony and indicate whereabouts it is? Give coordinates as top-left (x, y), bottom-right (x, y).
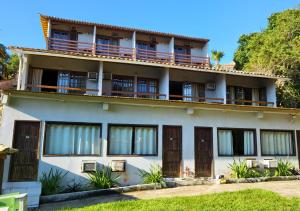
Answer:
top-left (47, 37), bottom-right (210, 67)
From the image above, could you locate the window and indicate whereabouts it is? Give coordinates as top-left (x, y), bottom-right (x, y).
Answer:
top-left (112, 75), bottom-right (134, 96)
top-left (108, 125), bottom-right (157, 155)
top-left (218, 128), bottom-right (256, 156)
top-left (261, 130), bottom-right (295, 156)
top-left (226, 86), bottom-right (267, 106)
top-left (44, 122), bottom-right (101, 156)
top-left (96, 37), bottom-right (119, 56)
top-left (57, 71), bottom-right (87, 94)
top-left (137, 78), bottom-right (158, 98)
top-left (182, 82), bottom-right (205, 102)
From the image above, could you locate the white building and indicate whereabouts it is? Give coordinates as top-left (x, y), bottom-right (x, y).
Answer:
top-left (0, 14), bottom-right (300, 207)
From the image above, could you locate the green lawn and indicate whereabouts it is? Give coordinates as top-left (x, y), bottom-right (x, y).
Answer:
top-left (60, 189), bottom-right (300, 211)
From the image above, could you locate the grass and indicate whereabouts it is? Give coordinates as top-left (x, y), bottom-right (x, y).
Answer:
top-left (59, 189), bottom-right (300, 211)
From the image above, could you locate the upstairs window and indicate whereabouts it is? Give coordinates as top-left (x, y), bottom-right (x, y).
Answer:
top-left (96, 37), bottom-right (119, 56)
top-left (137, 78), bottom-right (158, 98)
top-left (182, 82), bottom-right (205, 102)
top-left (112, 75), bottom-right (134, 96)
top-left (57, 71), bottom-right (87, 94)
top-left (226, 86), bottom-right (267, 105)
top-left (218, 128), bottom-right (256, 156)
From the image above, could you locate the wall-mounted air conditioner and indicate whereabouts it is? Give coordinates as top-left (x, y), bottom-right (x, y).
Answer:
top-left (246, 160), bottom-right (259, 168)
top-left (111, 160), bottom-right (126, 172)
top-left (103, 72), bottom-right (113, 80)
top-left (87, 72), bottom-right (98, 81)
top-left (82, 160), bottom-right (97, 172)
top-left (206, 83), bottom-right (216, 90)
top-left (263, 160), bottom-right (278, 168)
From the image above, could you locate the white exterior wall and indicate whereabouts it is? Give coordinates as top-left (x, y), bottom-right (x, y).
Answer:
top-left (1, 97), bottom-right (299, 183)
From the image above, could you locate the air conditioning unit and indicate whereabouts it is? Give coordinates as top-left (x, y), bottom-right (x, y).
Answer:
top-left (87, 72), bottom-right (98, 81)
top-left (246, 160), bottom-right (259, 168)
top-left (206, 83), bottom-right (216, 90)
top-left (263, 160), bottom-right (278, 168)
top-left (103, 72), bottom-right (113, 80)
top-left (111, 160), bottom-right (126, 172)
top-left (82, 160), bottom-right (97, 172)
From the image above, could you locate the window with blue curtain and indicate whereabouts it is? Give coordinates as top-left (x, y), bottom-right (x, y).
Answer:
top-left (108, 125), bottom-right (157, 155)
top-left (45, 123), bottom-right (101, 155)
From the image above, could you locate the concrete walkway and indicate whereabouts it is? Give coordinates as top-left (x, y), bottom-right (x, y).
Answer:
top-left (39, 180), bottom-right (300, 210)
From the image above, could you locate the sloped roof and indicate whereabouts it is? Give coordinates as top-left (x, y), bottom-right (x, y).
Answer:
top-left (10, 46), bottom-right (283, 79)
top-left (40, 14), bottom-right (209, 43)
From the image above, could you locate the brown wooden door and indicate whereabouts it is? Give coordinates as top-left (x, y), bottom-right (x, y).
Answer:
top-left (9, 121), bottom-right (40, 181)
top-left (194, 127), bottom-right (213, 177)
top-left (297, 131), bottom-right (300, 169)
top-left (162, 126), bottom-right (182, 177)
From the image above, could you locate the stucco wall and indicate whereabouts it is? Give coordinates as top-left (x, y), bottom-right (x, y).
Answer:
top-left (1, 97), bottom-right (299, 188)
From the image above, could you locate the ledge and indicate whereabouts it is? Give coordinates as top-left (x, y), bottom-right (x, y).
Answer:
top-left (225, 175), bottom-right (300, 184)
top-left (40, 183), bottom-right (163, 204)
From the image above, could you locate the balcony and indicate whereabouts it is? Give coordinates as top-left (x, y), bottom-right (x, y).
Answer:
top-left (47, 38), bottom-right (210, 67)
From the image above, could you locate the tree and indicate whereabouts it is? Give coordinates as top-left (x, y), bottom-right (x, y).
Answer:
top-left (233, 7), bottom-right (300, 107)
top-left (211, 50), bottom-right (224, 67)
top-left (0, 43), bottom-right (19, 80)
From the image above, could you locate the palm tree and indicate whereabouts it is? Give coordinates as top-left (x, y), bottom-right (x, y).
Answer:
top-left (211, 50), bottom-right (224, 67)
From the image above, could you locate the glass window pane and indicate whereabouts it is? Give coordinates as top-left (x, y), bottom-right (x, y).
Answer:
top-left (45, 123), bottom-right (100, 155)
top-left (261, 131), bottom-right (293, 155)
top-left (218, 130), bottom-right (233, 155)
top-left (134, 127), bottom-right (157, 155)
top-left (109, 126), bottom-right (133, 155)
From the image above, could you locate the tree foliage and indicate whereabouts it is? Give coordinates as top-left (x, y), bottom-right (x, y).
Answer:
top-left (0, 43), bottom-right (19, 80)
top-left (233, 8), bottom-right (300, 107)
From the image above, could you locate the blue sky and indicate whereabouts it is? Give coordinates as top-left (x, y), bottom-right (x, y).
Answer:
top-left (0, 0), bottom-right (299, 63)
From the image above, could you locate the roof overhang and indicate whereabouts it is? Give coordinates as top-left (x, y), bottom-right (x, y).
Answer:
top-left (40, 14), bottom-right (210, 43)
top-left (10, 46), bottom-right (284, 80)
top-left (3, 90), bottom-right (300, 115)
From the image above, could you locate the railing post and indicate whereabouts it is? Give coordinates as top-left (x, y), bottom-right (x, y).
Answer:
top-left (132, 48), bottom-right (136, 61)
top-left (132, 31), bottom-right (136, 61)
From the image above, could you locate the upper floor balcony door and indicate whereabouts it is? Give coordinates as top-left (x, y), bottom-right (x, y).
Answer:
top-left (96, 37), bottom-right (119, 57)
top-left (174, 46), bottom-right (191, 65)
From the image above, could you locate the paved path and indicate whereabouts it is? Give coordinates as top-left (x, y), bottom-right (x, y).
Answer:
top-left (39, 180), bottom-right (300, 210)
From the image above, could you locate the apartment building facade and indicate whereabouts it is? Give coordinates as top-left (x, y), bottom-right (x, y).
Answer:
top-left (0, 14), bottom-right (300, 206)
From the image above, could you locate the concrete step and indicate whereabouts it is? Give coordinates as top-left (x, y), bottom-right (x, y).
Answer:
top-left (164, 177), bottom-right (215, 187)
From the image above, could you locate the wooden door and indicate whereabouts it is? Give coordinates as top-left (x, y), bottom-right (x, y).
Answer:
top-left (194, 127), bottom-right (213, 177)
top-left (297, 131), bottom-right (300, 169)
top-left (162, 126), bottom-right (182, 177)
top-left (9, 121), bottom-right (40, 181)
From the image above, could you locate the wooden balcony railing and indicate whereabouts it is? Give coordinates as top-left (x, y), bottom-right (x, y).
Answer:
top-left (169, 95), bottom-right (224, 104)
top-left (103, 90), bottom-right (167, 99)
top-left (47, 38), bottom-right (210, 66)
top-left (27, 84), bottom-right (98, 95)
top-left (226, 99), bottom-right (275, 106)
top-left (136, 48), bottom-right (172, 63)
top-left (175, 53), bottom-right (210, 66)
top-left (48, 38), bottom-right (93, 54)
top-left (95, 43), bottom-right (133, 59)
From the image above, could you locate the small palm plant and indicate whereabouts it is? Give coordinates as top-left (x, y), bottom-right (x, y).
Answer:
top-left (275, 160), bottom-right (294, 176)
top-left (139, 164), bottom-right (165, 185)
top-left (40, 168), bottom-right (68, 195)
top-left (229, 160), bottom-right (249, 178)
top-left (211, 50), bottom-right (224, 69)
top-left (88, 167), bottom-right (120, 189)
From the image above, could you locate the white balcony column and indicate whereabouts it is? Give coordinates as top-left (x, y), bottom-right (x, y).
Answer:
top-left (97, 62), bottom-right (103, 96)
top-left (19, 54), bottom-right (29, 91)
top-left (132, 31), bottom-right (136, 60)
top-left (169, 37), bottom-right (175, 63)
top-left (159, 67), bottom-right (170, 100)
top-left (216, 74), bottom-right (226, 104)
top-left (92, 25), bottom-right (97, 55)
top-left (266, 79), bottom-right (277, 107)
top-left (47, 19), bottom-right (51, 49)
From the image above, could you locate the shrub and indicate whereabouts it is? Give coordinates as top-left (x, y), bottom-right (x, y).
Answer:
top-left (40, 168), bottom-right (68, 195)
top-left (229, 160), bottom-right (249, 178)
top-left (246, 169), bottom-right (261, 178)
top-left (88, 167), bottom-right (120, 189)
top-left (275, 160), bottom-right (294, 176)
top-left (65, 178), bottom-right (83, 193)
top-left (139, 164), bottom-right (165, 185)
top-left (262, 169), bottom-right (272, 177)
